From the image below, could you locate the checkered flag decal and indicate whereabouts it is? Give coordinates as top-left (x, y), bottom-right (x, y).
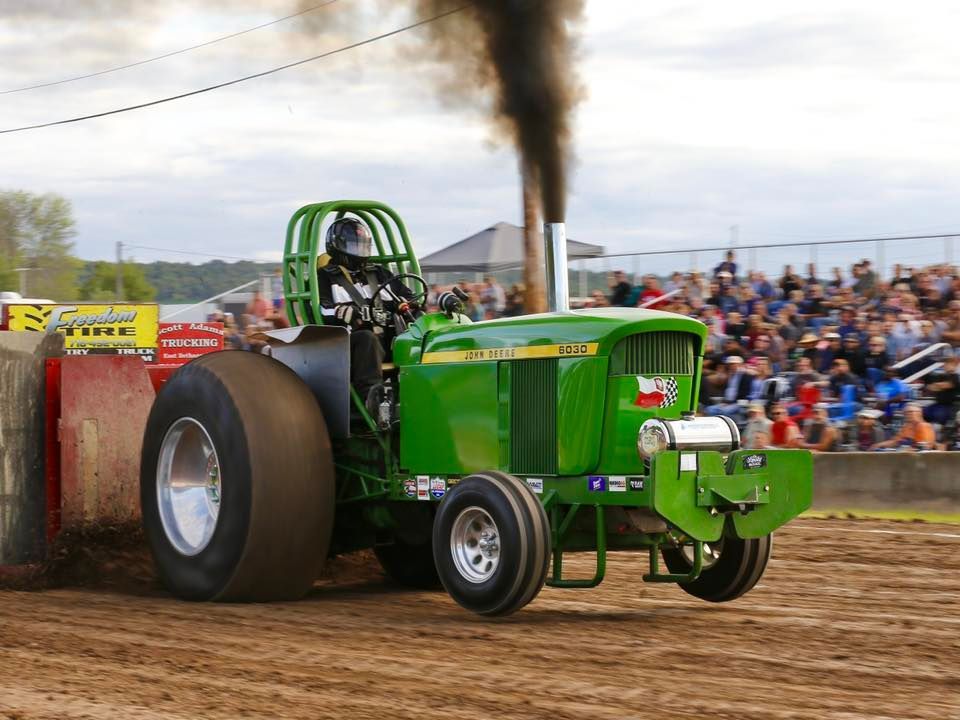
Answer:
top-left (660, 377), bottom-right (678, 408)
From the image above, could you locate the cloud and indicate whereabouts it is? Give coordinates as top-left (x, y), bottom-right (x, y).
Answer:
top-left (1, 0), bottom-right (960, 282)
top-left (598, 13), bottom-right (900, 71)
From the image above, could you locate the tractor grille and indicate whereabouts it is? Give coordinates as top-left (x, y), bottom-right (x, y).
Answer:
top-left (510, 359), bottom-right (558, 475)
top-left (610, 331), bottom-right (696, 376)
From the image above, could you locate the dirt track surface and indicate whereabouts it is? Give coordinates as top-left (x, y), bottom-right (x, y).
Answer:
top-left (1, 518), bottom-right (958, 720)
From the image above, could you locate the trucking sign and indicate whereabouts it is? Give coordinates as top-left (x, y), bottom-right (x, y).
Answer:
top-left (157, 322), bottom-right (224, 365)
top-left (4, 303), bottom-right (159, 361)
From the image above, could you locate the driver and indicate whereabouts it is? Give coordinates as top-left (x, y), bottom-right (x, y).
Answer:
top-left (316, 217), bottom-right (419, 400)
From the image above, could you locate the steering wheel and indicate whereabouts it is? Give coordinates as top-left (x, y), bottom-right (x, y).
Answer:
top-left (367, 272), bottom-right (429, 327)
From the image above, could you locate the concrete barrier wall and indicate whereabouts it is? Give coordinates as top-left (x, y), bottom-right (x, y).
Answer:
top-left (813, 452), bottom-right (960, 512)
top-left (0, 332), bottom-right (62, 564)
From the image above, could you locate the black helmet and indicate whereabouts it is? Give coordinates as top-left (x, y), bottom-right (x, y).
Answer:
top-left (326, 218), bottom-right (372, 267)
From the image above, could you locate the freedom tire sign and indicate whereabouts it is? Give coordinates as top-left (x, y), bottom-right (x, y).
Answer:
top-left (5, 303), bottom-right (159, 361)
top-left (157, 322), bottom-right (224, 365)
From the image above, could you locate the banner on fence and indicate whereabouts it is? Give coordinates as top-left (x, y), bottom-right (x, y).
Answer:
top-left (157, 322), bottom-right (224, 365)
top-left (4, 304), bottom-right (159, 362)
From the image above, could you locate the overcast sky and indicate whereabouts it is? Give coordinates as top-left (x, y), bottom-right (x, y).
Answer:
top-left (2, 0), bottom-right (960, 277)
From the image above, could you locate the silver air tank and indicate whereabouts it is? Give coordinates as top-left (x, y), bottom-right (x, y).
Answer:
top-left (544, 222), bottom-right (569, 312)
top-left (637, 416), bottom-right (741, 461)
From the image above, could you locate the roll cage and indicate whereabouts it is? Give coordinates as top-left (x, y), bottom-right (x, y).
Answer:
top-left (283, 200), bottom-right (421, 327)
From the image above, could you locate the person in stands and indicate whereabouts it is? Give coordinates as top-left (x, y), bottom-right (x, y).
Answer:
top-left (871, 404), bottom-right (936, 451)
top-left (638, 275), bottom-right (668, 308)
top-left (714, 250), bottom-right (737, 285)
top-left (855, 409), bottom-right (886, 450)
top-left (873, 366), bottom-right (910, 419)
top-left (836, 334), bottom-right (867, 377)
top-left (608, 271), bottom-right (632, 306)
top-left (742, 403), bottom-right (772, 448)
top-left (705, 356), bottom-right (754, 418)
top-left (790, 356), bottom-right (821, 395)
top-left (922, 354), bottom-right (959, 425)
top-left (799, 405), bottom-right (839, 452)
top-left (246, 289), bottom-right (269, 321)
top-left (769, 403), bottom-right (801, 448)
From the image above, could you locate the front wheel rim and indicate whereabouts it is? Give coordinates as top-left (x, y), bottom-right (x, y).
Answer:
top-left (450, 507), bottom-right (500, 583)
top-left (682, 539), bottom-right (723, 570)
top-left (156, 417), bottom-right (222, 556)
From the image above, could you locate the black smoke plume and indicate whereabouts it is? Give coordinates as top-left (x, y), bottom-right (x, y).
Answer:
top-left (411, 0), bottom-right (585, 222)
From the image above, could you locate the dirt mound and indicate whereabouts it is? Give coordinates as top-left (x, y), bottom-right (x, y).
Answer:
top-left (318, 550), bottom-right (382, 585)
top-left (0, 524), bottom-right (158, 594)
top-left (41, 523), bottom-right (159, 594)
top-left (41, 530), bottom-right (383, 592)
top-left (1, 526), bottom-right (384, 595)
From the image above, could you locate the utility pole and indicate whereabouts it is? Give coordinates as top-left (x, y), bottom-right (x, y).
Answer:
top-left (729, 224), bottom-right (739, 247)
top-left (115, 241), bottom-right (124, 301)
top-left (14, 267), bottom-right (28, 296)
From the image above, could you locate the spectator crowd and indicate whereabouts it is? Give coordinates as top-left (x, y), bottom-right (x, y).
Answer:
top-left (206, 255), bottom-right (960, 452)
top-left (208, 275), bottom-right (523, 351)
top-left (595, 252), bottom-right (960, 452)
top-left (206, 288), bottom-right (290, 352)
top-left (425, 277), bottom-right (526, 321)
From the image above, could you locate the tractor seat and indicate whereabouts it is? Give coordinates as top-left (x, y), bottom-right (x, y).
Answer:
top-left (382, 362), bottom-right (397, 374)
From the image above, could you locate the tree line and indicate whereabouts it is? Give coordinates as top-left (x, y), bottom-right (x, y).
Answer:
top-left (1, 190), bottom-right (277, 304)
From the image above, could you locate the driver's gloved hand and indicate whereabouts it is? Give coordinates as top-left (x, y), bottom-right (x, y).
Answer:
top-left (438, 291), bottom-right (464, 317)
top-left (335, 302), bottom-right (364, 329)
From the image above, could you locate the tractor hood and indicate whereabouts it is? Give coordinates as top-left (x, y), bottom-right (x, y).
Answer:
top-left (397, 308), bottom-right (709, 478)
top-left (418, 308), bottom-right (707, 363)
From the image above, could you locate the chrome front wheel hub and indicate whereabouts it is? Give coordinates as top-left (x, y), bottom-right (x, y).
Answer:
top-left (156, 417), bottom-right (222, 556)
top-left (450, 507), bottom-right (500, 583)
top-left (682, 539), bottom-right (723, 570)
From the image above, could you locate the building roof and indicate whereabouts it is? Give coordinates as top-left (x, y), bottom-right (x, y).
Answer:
top-left (419, 222), bottom-right (604, 273)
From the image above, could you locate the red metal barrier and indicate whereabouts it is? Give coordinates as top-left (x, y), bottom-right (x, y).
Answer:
top-left (38, 358), bottom-right (182, 540)
top-left (58, 356), bottom-right (156, 529)
top-left (44, 359), bottom-right (62, 544)
top-left (146, 364), bottom-right (179, 394)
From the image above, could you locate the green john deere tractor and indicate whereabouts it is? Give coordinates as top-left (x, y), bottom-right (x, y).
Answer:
top-left (140, 200), bottom-right (813, 615)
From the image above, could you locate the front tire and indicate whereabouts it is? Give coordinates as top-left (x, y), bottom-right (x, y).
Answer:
top-left (662, 533), bottom-right (773, 602)
top-left (140, 351), bottom-right (335, 601)
top-left (433, 471), bottom-right (550, 616)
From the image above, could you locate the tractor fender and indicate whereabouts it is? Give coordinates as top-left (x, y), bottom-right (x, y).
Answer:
top-left (253, 325), bottom-right (351, 438)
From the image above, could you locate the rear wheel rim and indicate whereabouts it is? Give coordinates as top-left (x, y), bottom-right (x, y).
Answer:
top-left (450, 506), bottom-right (500, 583)
top-left (156, 417), bottom-right (222, 556)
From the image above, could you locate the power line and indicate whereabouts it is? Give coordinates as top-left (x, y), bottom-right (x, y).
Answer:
top-left (763, 222), bottom-right (960, 242)
top-left (124, 244), bottom-right (273, 263)
top-left (0, 0), bottom-right (340, 95)
top-left (0, 5), bottom-right (465, 135)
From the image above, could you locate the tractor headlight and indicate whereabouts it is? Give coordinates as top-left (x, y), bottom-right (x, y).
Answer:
top-left (637, 416), bottom-right (740, 461)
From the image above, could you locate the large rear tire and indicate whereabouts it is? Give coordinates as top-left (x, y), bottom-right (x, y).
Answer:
top-left (433, 471), bottom-right (550, 616)
top-left (140, 351), bottom-right (335, 601)
top-left (662, 533), bottom-right (773, 603)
